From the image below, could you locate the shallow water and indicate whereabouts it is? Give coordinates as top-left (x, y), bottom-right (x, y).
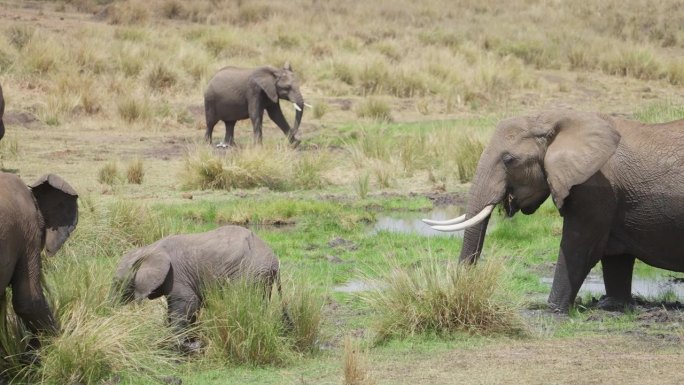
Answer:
top-left (333, 279), bottom-right (379, 293)
top-left (372, 205), bottom-right (466, 237)
top-left (540, 276), bottom-right (684, 299)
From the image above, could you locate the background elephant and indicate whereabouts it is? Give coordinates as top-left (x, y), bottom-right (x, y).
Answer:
top-left (113, 225), bottom-right (281, 347)
top-left (424, 110), bottom-right (684, 312)
top-left (0, 84), bottom-right (5, 142)
top-left (204, 63), bottom-right (304, 147)
top-left (0, 172), bottom-right (78, 345)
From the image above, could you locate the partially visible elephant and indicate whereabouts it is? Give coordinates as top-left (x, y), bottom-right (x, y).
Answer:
top-left (0, 83), bottom-right (5, 142)
top-left (112, 225), bottom-right (281, 348)
top-left (423, 110), bottom-right (684, 313)
top-left (0, 172), bottom-right (79, 345)
top-left (204, 63), bottom-right (304, 147)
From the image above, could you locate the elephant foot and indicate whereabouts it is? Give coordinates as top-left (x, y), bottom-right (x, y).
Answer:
top-left (216, 142), bottom-right (229, 149)
top-left (596, 295), bottom-right (633, 312)
top-left (290, 138), bottom-right (301, 148)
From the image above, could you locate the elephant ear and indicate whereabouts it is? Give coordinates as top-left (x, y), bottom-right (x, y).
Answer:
top-left (542, 111), bottom-right (621, 209)
top-left (250, 69), bottom-right (278, 104)
top-left (29, 174), bottom-right (79, 256)
top-left (133, 250), bottom-right (173, 300)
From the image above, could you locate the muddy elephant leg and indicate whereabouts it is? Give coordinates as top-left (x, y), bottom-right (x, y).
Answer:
top-left (598, 254), bottom-right (635, 310)
top-left (265, 106), bottom-right (297, 144)
top-left (223, 120), bottom-right (236, 146)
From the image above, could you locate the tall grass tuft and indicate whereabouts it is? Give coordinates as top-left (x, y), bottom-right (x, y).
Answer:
top-left (97, 161), bottom-right (120, 186)
top-left (38, 303), bottom-right (176, 385)
top-left (200, 279), bottom-right (290, 366)
top-left (126, 158), bottom-right (145, 184)
top-left (107, 199), bottom-right (169, 247)
top-left (180, 145), bottom-right (329, 191)
top-left (354, 172), bottom-right (370, 199)
top-left (356, 97), bottom-right (392, 122)
top-left (280, 279), bottom-right (324, 354)
top-left (363, 258), bottom-right (525, 342)
top-left (342, 335), bottom-right (374, 385)
top-left (0, 292), bottom-right (32, 382)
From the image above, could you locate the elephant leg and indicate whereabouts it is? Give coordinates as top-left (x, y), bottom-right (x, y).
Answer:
top-left (598, 254), bottom-right (635, 311)
top-left (248, 104), bottom-right (264, 145)
top-left (167, 293), bottom-right (202, 354)
top-left (204, 104), bottom-right (218, 144)
top-left (223, 120), bottom-right (236, 146)
top-left (547, 183), bottom-right (615, 312)
top-left (11, 260), bottom-right (58, 349)
top-left (265, 106), bottom-right (295, 143)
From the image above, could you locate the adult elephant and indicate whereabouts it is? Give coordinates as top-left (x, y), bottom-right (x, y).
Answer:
top-left (0, 172), bottom-right (79, 345)
top-left (423, 110), bottom-right (684, 313)
top-left (112, 225), bottom-right (281, 351)
top-left (204, 63), bottom-right (304, 147)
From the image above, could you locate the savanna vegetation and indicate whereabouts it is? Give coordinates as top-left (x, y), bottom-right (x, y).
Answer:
top-left (0, 0), bottom-right (683, 384)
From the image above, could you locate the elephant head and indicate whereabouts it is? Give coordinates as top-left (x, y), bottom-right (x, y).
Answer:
top-left (113, 246), bottom-right (174, 303)
top-left (30, 174), bottom-right (79, 256)
top-left (250, 63), bottom-right (304, 141)
top-left (425, 110), bottom-right (621, 263)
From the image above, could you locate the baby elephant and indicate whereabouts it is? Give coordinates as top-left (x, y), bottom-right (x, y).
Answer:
top-left (113, 226), bottom-right (280, 344)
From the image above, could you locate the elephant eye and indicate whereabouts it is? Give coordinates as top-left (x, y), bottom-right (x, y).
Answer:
top-left (502, 153), bottom-right (517, 166)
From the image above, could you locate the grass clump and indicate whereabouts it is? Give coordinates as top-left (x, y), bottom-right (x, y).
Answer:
top-left (37, 303), bottom-right (175, 385)
top-left (199, 278), bottom-right (323, 365)
top-left (126, 158), bottom-right (145, 184)
top-left (180, 145), bottom-right (329, 191)
top-left (356, 97), bottom-right (392, 122)
top-left (97, 161), bottom-right (120, 185)
top-left (342, 335), bottom-right (374, 385)
top-left (364, 258), bottom-right (524, 342)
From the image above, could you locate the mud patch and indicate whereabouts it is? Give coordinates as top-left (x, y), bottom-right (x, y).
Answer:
top-left (4, 110), bottom-right (43, 129)
top-left (328, 237), bottom-right (358, 250)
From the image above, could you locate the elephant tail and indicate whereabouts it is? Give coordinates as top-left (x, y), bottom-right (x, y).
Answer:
top-left (275, 271), bottom-right (295, 332)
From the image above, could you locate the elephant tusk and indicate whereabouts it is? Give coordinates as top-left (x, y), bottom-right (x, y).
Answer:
top-left (293, 103), bottom-right (302, 112)
top-left (421, 214), bottom-right (467, 226)
top-left (429, 205), bottom-right (494, 232)
top-left (304, 103), bottom-right (313, 108)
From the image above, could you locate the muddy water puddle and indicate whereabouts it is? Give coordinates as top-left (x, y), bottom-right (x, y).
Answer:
top-left (541, 276), bottom-right (684, 299)
top-left (372, 205), bottom-right (466, 237)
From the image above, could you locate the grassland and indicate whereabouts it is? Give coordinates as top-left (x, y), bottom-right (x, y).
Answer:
top-left (0, 0), bottom-right (684, 384)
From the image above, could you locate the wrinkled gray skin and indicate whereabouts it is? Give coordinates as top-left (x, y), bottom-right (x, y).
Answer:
top-left (204, 63), bottom-right (304, 147)
top-left (0, 173), bottom-right (78, 345)
top-left (113, 225), bottom-right (281, 336)
top-left (457, 110), bottom-right (684, 313)
top-left (0, 84), bottom-right (5, 142)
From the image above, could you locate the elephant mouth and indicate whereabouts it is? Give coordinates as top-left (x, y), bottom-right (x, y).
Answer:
top-left (503, 192), bottom-right (519, 217)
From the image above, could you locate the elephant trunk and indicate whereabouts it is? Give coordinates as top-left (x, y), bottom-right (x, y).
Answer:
top-left (291, 92), bottom-right (304, 143)
top-left (458, 149), bottom-right (507, 264)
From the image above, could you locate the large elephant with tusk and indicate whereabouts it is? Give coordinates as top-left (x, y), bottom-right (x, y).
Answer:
top-left (423, 110), bottom-right (684, 313)
top-left (203, 63), bottom-right (306, 148)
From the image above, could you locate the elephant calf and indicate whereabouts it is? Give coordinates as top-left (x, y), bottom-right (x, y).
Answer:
top-left (113, 225), bottom-right (281, 344)
top-left (203, 63), bottom-right (304, 147)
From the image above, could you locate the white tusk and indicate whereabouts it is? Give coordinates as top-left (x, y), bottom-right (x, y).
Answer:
top-left (421, 214), bottom-right (467, 226)
top-left (293, 103), bottom-right (302, 112)
top-left (429, 205), bottom-right (494, 232)
top-left (304, 103), bottom-right (313, 108)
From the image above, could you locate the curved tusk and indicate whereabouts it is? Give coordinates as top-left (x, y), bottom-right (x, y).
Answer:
top-left (421, 214), bottom-right (467, 226)
top-left (304, 103), bottom-right (313, 108)
top-left (429, 205), bottom-right (494, 232)
top-left (293, 103), bottom-right (302, 112)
